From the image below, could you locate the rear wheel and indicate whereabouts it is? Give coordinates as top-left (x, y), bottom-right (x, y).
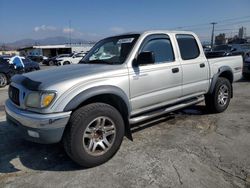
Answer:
top-left (205, 77), bottom-right (231, 113)
top-left (63, 103), bottom-right (125, 167)
top-left (0, 73), bottom-right (8, 88)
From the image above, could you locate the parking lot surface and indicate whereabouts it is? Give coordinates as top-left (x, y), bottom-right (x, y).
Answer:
top-left (0, 65), bottom-right (250, 188)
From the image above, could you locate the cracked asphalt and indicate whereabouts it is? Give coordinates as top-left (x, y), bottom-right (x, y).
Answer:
top-left (0, 67), bottom-right (250, 188)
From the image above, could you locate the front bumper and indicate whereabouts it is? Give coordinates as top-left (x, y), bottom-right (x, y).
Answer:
top-left (5, 99), bottom-right (71, 144)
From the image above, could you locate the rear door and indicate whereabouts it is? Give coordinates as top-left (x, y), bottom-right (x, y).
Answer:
top-left (175, 34), bottom-right (210, 97)
top-left (129, 34), bottom-right (182, 112)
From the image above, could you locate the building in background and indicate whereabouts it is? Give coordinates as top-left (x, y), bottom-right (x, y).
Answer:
top-left (18, 43), bottom-right (94, 57)
top-left (238, 27), bottom-right (246, 39)
top-left (215, 33), bottom-right (228, 45)
top-left (0, 50), bottom-right (19, 56)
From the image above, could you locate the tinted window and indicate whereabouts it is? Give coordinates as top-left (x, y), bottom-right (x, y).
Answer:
top-left (22, 58), bottom-right (31, 64)
top-left (0, 58), bottom-right (8, 64)
top-left (176, 34), bottom-right (200, 60)
top-left (142, 38), bottom-right (174, 63)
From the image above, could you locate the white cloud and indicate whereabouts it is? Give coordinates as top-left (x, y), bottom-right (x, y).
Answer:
top-left (110, 27), bottom-right (125, 33)
top-left (34, 25), bottom-right (57, 32)
top-left (63, 27), bottom-right (75, 33)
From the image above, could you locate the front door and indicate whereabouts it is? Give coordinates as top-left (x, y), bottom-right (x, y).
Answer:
top-left (129, 34), bottom-right (182, 114)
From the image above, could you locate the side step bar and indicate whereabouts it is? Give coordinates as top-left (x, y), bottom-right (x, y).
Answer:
top-left (129, 95), bottom-right (204, 124)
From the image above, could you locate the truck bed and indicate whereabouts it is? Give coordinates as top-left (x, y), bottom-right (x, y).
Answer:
top-left (208, 55), bottom-right (243, 82)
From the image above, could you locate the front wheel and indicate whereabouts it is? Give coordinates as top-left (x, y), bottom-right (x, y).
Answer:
top-left (205, 77), bottom-right (231, 113)
top-left (0, 73), bottom-right (8, 88)
top-left (63, 103), bottom-right (125, 167)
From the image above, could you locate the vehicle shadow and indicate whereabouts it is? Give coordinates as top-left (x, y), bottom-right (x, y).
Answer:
top-left (0, 120), bottom-right (82, 173)
top-left (131, 104), bottom-right (209, 133)
top-left (237, 77), bottom-right (250, 82)
top-left (0, 104), bottom-right (208, 173)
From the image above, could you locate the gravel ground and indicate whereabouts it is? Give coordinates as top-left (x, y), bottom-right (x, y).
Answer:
top-left (0, 67), bottom-right (250, 188)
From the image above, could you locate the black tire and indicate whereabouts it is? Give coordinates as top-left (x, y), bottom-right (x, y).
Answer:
top-left (243, 73), bottom-right (250, 79)
top-left (48, 61), bottom-right (54, 66)
top-left (63, 61), bottom-right (70, 65)
top-left (63, 103), bottom-right (125, 167)
top-left (205, 77), bottom-right (231, 113)
top-left (0, 73), bottom-right (8, 88)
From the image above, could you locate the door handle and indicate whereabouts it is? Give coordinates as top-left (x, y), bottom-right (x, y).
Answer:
top-left (200, 63), bottom-right (205, 68)
top-left (172, 67), bottom-right (179, 73)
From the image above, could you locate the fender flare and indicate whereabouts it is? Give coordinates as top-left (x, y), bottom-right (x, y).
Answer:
top-left (208, 66), bottom-right (234, 97)
top-left (63, 85), bottom-right (133, 140)
top-left (63, 85), bottom-right (131, 113)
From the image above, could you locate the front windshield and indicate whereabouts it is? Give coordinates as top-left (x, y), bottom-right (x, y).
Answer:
top-left (213, 45), bottom-right (231, 51)
top-left (80, 34), bottom-right (140, 65)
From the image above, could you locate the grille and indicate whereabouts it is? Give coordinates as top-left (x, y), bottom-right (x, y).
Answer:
top-left (9, 85), bottom-right (20, 106)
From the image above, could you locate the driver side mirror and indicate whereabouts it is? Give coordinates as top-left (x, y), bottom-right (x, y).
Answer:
top-left (134, 51), bottom-right (155, 66)
top-left (231, 48), bottom-right (237, 52)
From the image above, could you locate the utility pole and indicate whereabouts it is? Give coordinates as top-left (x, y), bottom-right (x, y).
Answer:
top-left (210, 22), bottom-right (217, 48)
top-left (69, 20), bottom-right (72, 46)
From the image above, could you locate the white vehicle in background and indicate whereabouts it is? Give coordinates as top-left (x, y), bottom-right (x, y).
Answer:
top-left (56, 52), bottom-right (87, 66)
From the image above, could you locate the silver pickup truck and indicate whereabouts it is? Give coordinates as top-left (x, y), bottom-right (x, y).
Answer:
top-left (5, 30), bottom-right (243, 167)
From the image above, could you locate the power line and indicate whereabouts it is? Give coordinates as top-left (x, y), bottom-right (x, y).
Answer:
top-left (172, 15), bottom-right (250, 30)
top-left (216, 19), bottom-right (250, 28)
top-left (216, 15), bottom-right (250, 24)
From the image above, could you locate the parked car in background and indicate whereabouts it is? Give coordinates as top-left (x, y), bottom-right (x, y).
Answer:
top-left (27, 55), bottom-right (48, 63)
top-left (56, 52), bottom-right (87, 66)
top-left (21, 57), bottom-right (40, 72)
top-left (243, 56), bottom-right (250, 78)
top-left (0, 56), bottom-right (15, 87)
top-left (205, 44), bottom-right (250, 60)
top-left (42, 54), bottom-right (70, 66)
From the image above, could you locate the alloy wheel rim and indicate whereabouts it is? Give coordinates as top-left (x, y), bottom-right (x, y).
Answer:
top-left (218, 84), bottom-right (229, 106)
top-left (0, 74), bottom-right (7, 87)
top-left (83, 116), bottom-right (116, 156)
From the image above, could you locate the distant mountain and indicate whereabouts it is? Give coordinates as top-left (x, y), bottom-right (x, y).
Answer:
top-left (0, 36), bottom-right (93, 50)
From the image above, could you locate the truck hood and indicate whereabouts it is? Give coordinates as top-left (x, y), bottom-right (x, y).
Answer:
top-left (12, 64), bottom-right (124, 90)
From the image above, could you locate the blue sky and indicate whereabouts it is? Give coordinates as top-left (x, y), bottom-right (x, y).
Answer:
top-left (0, 0), bottom-right (250, 43)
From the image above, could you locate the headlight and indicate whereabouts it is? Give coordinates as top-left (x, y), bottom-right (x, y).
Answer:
top-left (26, 91), bottom-right (56, 108)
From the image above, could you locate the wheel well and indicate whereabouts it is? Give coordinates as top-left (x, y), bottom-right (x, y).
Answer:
top-left (80, 94), bottom-right (129, 117)
top-left (72, 94), bottom-right (132, 140)
top-left (219, 71), bottom-right (233, 83)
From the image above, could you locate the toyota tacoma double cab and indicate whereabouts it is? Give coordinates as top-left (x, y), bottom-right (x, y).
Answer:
top-left (5, 30), bottom-right (243, 167)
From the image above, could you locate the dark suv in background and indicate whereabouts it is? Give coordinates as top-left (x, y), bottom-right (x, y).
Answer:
top-left (0, 56), bottom-right (40, 88)
top-left (205, 44), bottom-right (250, 60)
